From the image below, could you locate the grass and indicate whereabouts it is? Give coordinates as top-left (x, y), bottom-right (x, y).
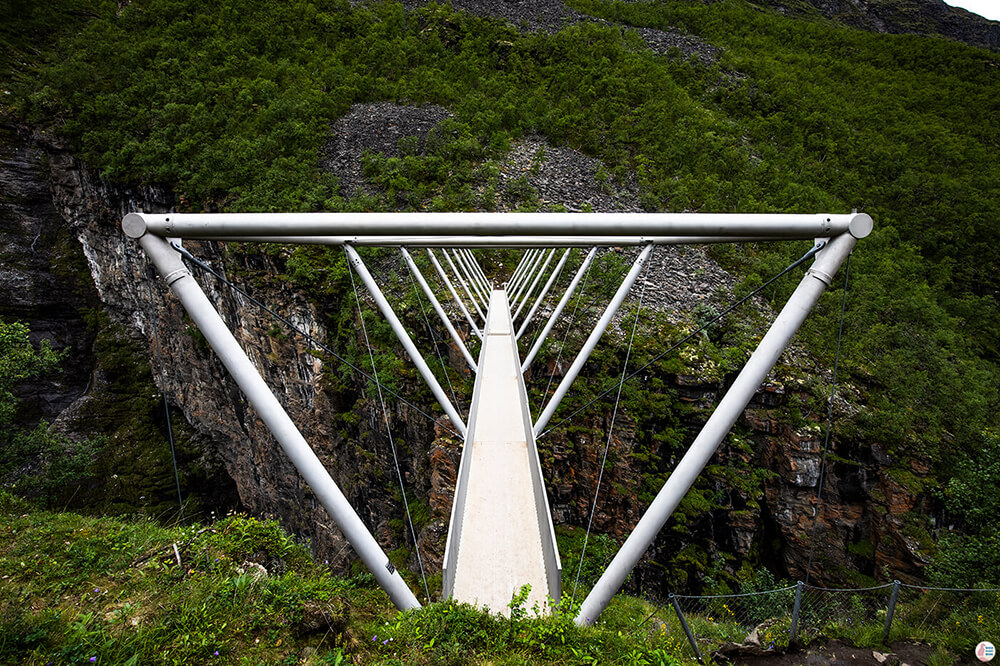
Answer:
top-left (3, 491), bottom-right (996, 664)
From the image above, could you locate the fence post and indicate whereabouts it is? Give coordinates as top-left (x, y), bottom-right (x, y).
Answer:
top-left (670, 594), bottom-right (705, 665)
top-left (883, 580), bottom-right (901, 644)
top-left (789, 580), bottom-right (804, 641)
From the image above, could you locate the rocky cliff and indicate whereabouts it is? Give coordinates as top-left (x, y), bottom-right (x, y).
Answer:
top-left (0, 106), bottom-right (935, 599)
top-left (756, 0), bottom-right (1000, 51)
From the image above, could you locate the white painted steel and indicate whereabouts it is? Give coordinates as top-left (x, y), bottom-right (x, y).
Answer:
top-left (443, 248), bottom-right (486, 322)
top-left (187, 235), bottom-right (800, 247)
top-left (427, 249), bottom-right (482, 339)
top-left (344, 246), bottom-right (467, 438)
top-left (511, 249), bottom-right (547, 309)
top-left (522, 248), bottom-right (597, 372)
top-left (575, 233), bottom-right (858, 626)
top-left (453, 249), bottom-right (490, 306)
top-left (445, 290), bottom-right (560, 614)
top-left (513, 248), bottom-right (555, 325)
top-left (400, 248), bottom-right (478, 373)
top-left (460, 249), bottom-right (492, 295)
top-left (517, 249), bottom-right (570, 340)
top-left (466, 249), bottom-right (493, 290)
top-left (133, 234), bottom-right (421, 611)
top-left (124, 211), bottom-right (873, 239)
top-left (508, 249), bottom-right (537, 296)
top-left (533, 245), bottom-right (654, 436)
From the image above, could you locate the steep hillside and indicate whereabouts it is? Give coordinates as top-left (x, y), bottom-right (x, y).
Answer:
top-left (2, 0), bottom-right (999, 608)
top-left (752, 0), bottom-right (1000, 50)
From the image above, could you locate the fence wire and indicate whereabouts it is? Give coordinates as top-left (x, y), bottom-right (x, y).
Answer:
top-left (629, 580), bottom-right (1000, 661)
top-left (894, 585), bottom-right (1000, 651)
top-left (796, 584), bottom-right (891, 643)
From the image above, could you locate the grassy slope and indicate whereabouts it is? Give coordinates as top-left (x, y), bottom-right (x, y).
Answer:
top-left (0, 494), bottom-right (692, 665)
top-left (3, 496), bottom-right (998, 664)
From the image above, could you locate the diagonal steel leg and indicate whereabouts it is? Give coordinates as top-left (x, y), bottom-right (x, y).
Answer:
top-left (575, 232), bottom-right (858, 625)
top-left (428, 249), bottom-right (483, 339)
top-left (131, 232), bottom-right (421, 611)
top-left (522, 247), bottom-right (597, 372)
top-left (534, 244), bottom-right (654, 436)
top-left (516, 248), bottom-right (571, 340)
top-left (345, 245), bottom-right (467, 437)
top-left (401, 248), bottom-right (478, 373)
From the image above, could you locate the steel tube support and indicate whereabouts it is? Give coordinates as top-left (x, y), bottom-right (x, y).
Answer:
top-left (465, 249), bottom-right (492, 290)
top-left (452, 249), bottom-right (489, 306)
top-left (131, 233), bottom-right (420, 611)
top-left (522, 248), bottom-right (597, 372)
top-left (428, 249), bottom-right (482, 339)
top-left (509, 249), bottom-right (539, 299)
top-left (459, 249), bottom-right (491, 295)
top-left (400, 248), bottom-right (478, 373)
top-left (345, 246), bottom-right (467, 437)
top-left (511, 249), bottom-right (546, 309)
top-left (517, 248), bottom-right (570, 340)
top-left (575, 233), bottom-right (858, 626)
top-left (126, 211), bottom-right (873, 239)
top-left (513, 248), bottom-right (555, 324)
top-left (192, 235), bottom-right (810, 247)
top-left (506, 249), bottom-right (534, 290)
top-left (534, 244), bottom-right (654, 436)
top-left (442, 248), bottom-right (486, 323)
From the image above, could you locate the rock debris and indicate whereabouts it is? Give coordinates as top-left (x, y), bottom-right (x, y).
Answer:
top-left (349, 0), bottom-right (720, 62)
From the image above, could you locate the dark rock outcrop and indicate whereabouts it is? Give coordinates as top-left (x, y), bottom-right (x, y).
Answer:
top-left (758, 0), bottom-right (1000, 51)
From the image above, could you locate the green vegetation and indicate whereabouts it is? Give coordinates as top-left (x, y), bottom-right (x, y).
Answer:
top-left (0, 498), bottom-right (693, 664)
top-left (0, 319), bottom-right (101, 504)
top-left (3, 0), bottom-right (1000, 608)
top-left (3, 500), bottom-right (998, 663)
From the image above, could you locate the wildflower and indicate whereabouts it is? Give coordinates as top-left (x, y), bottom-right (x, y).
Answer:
top-left (383, 639), bottom-right (389, 645)
top-left (89, 659), bottom-right (96, 663)
top-left (213, 651), bottom-right (219, 657)
top-left (373, 635), bottom-right (378, 642)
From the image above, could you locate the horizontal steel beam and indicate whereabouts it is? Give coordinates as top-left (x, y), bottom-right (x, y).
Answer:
top-left (123, 212), bottom-right (874, 241)
top-left (166, 235), bottom-right (831, 247)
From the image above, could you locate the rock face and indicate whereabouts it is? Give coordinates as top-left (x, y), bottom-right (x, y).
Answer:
top-left (758, 0), bottom-right (1000, 51)
top-left (0, 124), bottom-right (99, 428)
top-left (1, 103), bottom-right (933, 600)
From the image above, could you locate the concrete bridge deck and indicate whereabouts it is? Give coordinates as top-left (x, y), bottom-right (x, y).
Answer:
top-left (443, 289), bottom-right (560, 615)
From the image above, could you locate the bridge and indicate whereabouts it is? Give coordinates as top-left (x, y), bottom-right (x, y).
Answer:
top-left (123, 210), bottom-right (871, 623)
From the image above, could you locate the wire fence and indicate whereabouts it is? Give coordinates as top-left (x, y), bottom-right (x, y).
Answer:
top-left (634, 581), bottom-right (1000, 663)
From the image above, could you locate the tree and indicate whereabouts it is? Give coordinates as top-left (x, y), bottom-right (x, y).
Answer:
top-left (928, 429), bottom-right (1000, 588)
top-left (0, 319), bottom-right (98, 503)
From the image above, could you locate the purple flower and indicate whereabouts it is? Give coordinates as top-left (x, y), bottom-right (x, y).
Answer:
top-left (383, 639), bottom-right (389, 645)
top-left (94, 588), bottom-right (100, 593)
top-left (372, 634), bottom-right (377, 642)
top-left (214, 651), bottom-right (219, 656)
top-left (89, 659), bottom-right (96, 663)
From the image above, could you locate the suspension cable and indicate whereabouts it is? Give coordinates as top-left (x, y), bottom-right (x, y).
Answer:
top-left (347, 251), bottom-right (431, 604)
top-left (805, 253), bottom-right (852, 586)
top-left (174, 244), bottom-right (460, 438)
top-left (537, 241), bottom-right (825, 440)
top-left (144, 268), bottom-right (186, 524)
top-left (573, 247), bottom-right (654, 600)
